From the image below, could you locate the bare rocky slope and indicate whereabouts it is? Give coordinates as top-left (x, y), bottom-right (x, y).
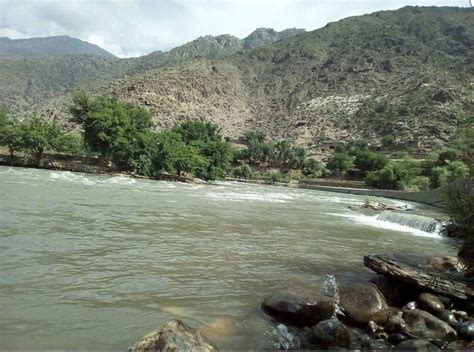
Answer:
top-left (2, 7), bottom-right (474, 149)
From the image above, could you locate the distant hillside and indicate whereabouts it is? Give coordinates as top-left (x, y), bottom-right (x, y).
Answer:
top-left (0, 36), bottom-right (116, 58)
top-left (93, 6), bottom-right (473, 148)
top-left (2, 7), bottom-right (473, 149)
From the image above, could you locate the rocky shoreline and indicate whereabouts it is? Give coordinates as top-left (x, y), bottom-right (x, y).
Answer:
top-left (128, 254), bottom-right (474, 351)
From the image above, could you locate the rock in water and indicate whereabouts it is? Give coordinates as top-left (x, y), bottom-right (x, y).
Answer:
top-left (424, 256), bottom-right (466, 273)
top-left (393, 339), bottom-right (440, 351)
top-left (418, 293), bottom-right (445, 313)
top-left (261, 291), bottom-right (335, 327)
top-left (128, 319), bottom-right (219, 352)
top-left (457, 321), bottom-right (474, 340)
top-left (402, 309), bottom-right (457, 341)
top-left (309, 319), bottom-right (350, 348)
top-left (339, 283), bottom-right (388, 324)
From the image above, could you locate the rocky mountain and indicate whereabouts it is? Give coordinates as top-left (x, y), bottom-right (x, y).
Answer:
top-left (97, 6), bottom-right (474, 147)
top-left (0, 35), bottom-right (117, 58)
top-left (2, 7), bottom-right (474, 148)
top-left (0, 28), bottom-right (305, 115)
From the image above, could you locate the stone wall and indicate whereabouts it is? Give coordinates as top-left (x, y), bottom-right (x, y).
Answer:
top-left (298, 182), bottom-right (447, 208)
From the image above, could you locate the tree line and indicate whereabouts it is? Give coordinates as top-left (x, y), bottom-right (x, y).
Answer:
top-left (0, 92), bottom-right (471, 188)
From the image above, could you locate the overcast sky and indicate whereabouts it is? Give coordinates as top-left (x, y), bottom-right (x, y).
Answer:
top-left (0, 0), bottom-right (470, 57)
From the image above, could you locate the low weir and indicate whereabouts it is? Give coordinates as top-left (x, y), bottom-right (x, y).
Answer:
top-left (377, 211), bottom-right (441, 233)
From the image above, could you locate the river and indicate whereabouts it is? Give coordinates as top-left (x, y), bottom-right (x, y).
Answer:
top-left (0, 166), bottom-right (456, 349)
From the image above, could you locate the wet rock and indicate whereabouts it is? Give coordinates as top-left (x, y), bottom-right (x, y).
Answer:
top-left (453, 310), bottom-right (469, 320)
top-left (438, 295), bottom-right (453, 309)
top-left (384, 312), bottom-right (407, 335)
top-left (128, 319), bottom-right (218, 352)
top-left (447, 340), bottom-right (474, 350)
top-left (435, 309), bottom-right (459, 327)
top-left (368, 321), bottom-right (383, 334)
top-left (457, 321), bottom-right (474, 340)
top-left (393, 339), bottom-right (440, 351)
top-left (419, 293), bottom-right (445, 313)
top-left (403, 301), bottom-right (418, 311)
top-left (347, 328), bottom-right (371, 350)
top-left (362, 339), bottom-right (391, 350)
top-left (370, 275), bottom-right (400, 306)
top-left (387, 333), bottom-right (408, 344)
top-left (339, 283), bottom-right (388, 325)
top-left (403, 309), bottom-right (457, 341)
top-left (424, 256), bottom-right (466, 273)
top-left (261, 291), bottom-right (335, 327)
top-left (309, 319), bottom-right (350, 348)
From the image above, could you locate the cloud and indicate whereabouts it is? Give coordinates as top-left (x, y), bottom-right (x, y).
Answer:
top-left (0, 0), bottom-right (470, 57)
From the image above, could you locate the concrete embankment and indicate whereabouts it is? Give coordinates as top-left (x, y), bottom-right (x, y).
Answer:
top-left (299, 180), bottom-right (447, 208)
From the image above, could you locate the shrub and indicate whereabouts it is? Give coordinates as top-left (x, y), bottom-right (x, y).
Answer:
top-left (301, 158), bottom-right (323, 177)
top-left (353, 151), bottom-right (389, 174)
top-left (326, 153), bottom-right (354, 173)
top-left (264, 171), bottom-right (286, 184)
top-left (445, 178), bottom-right (474, 264)
top-left (232, 165), bottom-right (252, 180)
top-left (382, 134), bottom-right (395, 148)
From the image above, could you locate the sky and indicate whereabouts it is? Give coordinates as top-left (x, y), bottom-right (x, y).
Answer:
top-left (0, 0), bottom-right (471, 58)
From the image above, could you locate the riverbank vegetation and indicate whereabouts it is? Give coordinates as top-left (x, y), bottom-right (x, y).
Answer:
top-left (0, 92), bottom-right (472, 189)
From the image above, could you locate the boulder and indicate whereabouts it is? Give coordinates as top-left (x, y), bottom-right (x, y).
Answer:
top-left (339, 283), bottom-right (389, 325)
top-left (261, 291), bottom-right (335, 327)
top-left (418, 293), bottom-right (445, 313)
top-left (403, 309), bottom-right (457, 341)
top-left (362, 339), bottom-right (391, 350)
top-left (457, 321), bottom-right (474, 340)
top-left (384, 313), bottom-right (407, 335)
top-left (403, 301), bottom-right (418, 311)
top-left (309, 319), bottom-right (350, 348)
top-left (393, 339), bottom-right (440, 351)
top-left (446, 340), bottom-right (474, 350)
top-left (387, 333), bottom-right (408, 345)
top-left (424, 256), bottom-right (466, 273)
top-left (435, 309), bottom-right (459, 327)
top-left (128, 319), bottom-right (218, 352)
top-left (370, 275), bottom-right (401, 306)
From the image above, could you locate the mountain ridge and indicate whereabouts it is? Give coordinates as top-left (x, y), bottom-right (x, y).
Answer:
top-left (1, 6), bottom-right (473, 150)
top-left (0, 35), bottom-right (117, 58)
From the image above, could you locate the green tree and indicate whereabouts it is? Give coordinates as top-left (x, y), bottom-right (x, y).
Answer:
top-left (326, 153), bottom-right (354, 173)
top-left (0, 107), bottom-right (22, 158)
top-left (20, 115), bottom-right (63, 167)
top-left (197, 140), bottom-right (234, 180)
top-left (365, 157), bottom-right (421, 190)
top-left (232, 164), bottom-right (252, 180)
top-left (354, 151), bottom-right (389, 175)
top-left (69, 92), bottom-right (153, 166)
top-left (152, 130), bottom-right (206, 177)
top-left (301, 158), bottom-right (323, 177)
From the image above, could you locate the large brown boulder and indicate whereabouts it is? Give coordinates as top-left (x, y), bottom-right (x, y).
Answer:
top-left (339, 283), bottom-right (389, 325)
top-left (128, 319), bottom-right (218, 352)
top-left (261, 291), bottom-right (335, 327)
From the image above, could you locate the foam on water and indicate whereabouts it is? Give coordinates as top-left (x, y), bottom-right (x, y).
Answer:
top-left (328, 212), bottom-right (442, 238)
top-left (49, 171), bottom-right (96, 186)
top-left (102, 175), bottom-right (137, 185)
top-left (207, 191), bottom-right (294, 203)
